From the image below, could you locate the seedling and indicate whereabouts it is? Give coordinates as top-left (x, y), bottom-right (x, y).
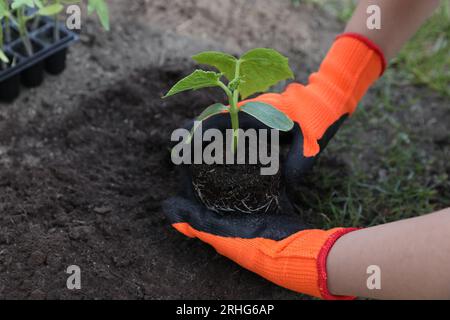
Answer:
top-left (28, 0), bottom-right (109, 40)
top-left (0, 0), bottom-right (109, 101)
top-left (4, 0), bottom-right (109, 57)
top-left (0, 0), bottom-right (12, 43)
top-left (31, 0), bottom-right (65, 41)
top-left (164, 49), bottom-right (295, 151)
top-left (10, 0), bottom-right (64, 56)
top-left (0, 23), bottom-right (11, 66)
top-left (0, 0), bottom-right (10, 63)
top-left (0, 0), bottom-right (109, 58)
top-left (46, 0), bottom-right (110, 42)
top-left (12, 0), bottom-right (38, 56)
top-left (87, 0), bottom-right (110, 31)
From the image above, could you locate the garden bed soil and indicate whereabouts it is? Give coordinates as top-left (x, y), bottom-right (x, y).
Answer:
top-left (0, 64), bottom-right (304, 299)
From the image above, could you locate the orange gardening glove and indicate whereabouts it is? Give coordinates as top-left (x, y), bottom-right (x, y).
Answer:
top-left (164, 33), bottom-right (384, 300)
top-left (164, 195), bottom-right (358, 300)
top-left (241, 33), bottom-right (386, 186)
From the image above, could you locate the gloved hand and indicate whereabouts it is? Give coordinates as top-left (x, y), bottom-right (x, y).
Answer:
top-left (240, 33), bottom-right (386, 186)
top-left (164, 195), bottom-right (358, 299)
top-left (164, 33), bottom-right (385, 299)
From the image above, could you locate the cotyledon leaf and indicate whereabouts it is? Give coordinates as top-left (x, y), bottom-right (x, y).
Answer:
top-left (187, 103), bottom-right (228, 143)
top-left (240, 101), bottom-right (294, 132)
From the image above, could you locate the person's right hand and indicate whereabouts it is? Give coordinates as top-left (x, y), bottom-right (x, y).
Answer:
top-left (240, 33), bottom-right (385, 186)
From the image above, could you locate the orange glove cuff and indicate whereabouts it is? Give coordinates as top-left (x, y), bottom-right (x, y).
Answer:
top-left (309, 33), bottom-right (385, 115)
top-left (285, 34), bottom-right (384, 156)
top-left (173, 222), bottom-right (358, 300)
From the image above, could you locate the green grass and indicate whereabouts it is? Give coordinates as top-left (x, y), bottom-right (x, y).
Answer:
top-left (292, 68), bottom-right (449, 228)
top-left (395, 3), bottom-right (450, 96)
top-left (292, 0), bottom-right (450, 96)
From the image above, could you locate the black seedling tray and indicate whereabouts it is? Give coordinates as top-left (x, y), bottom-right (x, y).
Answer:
top-left (0, 17), bottom-right (79, 101)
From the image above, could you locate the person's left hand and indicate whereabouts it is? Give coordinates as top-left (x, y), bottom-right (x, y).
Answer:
top-left (163, 192), bottom-right (357, 299)
top-left (163, 108), bottom-right (357, 300)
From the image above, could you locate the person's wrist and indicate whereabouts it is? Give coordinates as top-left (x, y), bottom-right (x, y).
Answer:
top-left (316, 227), bottom-right (360, 299)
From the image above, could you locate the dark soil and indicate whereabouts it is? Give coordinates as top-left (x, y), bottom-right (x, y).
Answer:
top-left (0, 64), bottom-right (302, 299)
top-left (191, 163), bottom-right (282, 214)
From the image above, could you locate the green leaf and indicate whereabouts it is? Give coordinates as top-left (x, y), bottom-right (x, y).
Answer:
top-left (37, 4), bottom-right (64, 16)
top-left (240, 102), bottom-right (294, 131)
top-left (11, 0), bottom-right (35, 10)
top-left (197, 103), bottom-right (228, 121)
top-left (187, 103), bottom-right (228, 143)
top-left (61, 0), bottom-right (83, 4)
top-left (238, 48), bottom-right (294, 99)
top-left (0, 50), bottom-right (9, 64)
top-left (34, 0), bottom-right (43, 9)
top-left (192, 51), bottom-right (237, 81)
top-left (88, 0), bottom-right (110, 31)
top-left (0, 1), bottom-right (10, 18)
top-left (163, 70), bottom-right (222, 98)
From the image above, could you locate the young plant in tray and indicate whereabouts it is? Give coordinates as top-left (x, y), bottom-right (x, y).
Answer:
top-left (87, 0), bottom-right (110, 31)
top-left (27, 0), bottom-right (109, 40)
top-left (46, 0), bottom-right (110, 42)
top-left (0, 2), bottom-right (10, 64)
top-left (11, 0), bottom-right (64, 56)
top-left (0, 30), bottom-right (8, 65)
top-left (31, 0), bottom-right (64, 40)
top-left (0, 0), bottom-right (15, 65)
top-left (164, 48), bottom-right (295, 151)
top-left (0, 0), bottom-right (12, 44)
top-left (0, 0), bottom-right (110, 101)
top-left (1, 0), bottom-right (110, 60)
top-left (10, 0), bottom-right (109, 52)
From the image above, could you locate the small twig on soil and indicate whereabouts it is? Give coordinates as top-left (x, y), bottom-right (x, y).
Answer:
top-left (176, 19), bottom-right (193, 32)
